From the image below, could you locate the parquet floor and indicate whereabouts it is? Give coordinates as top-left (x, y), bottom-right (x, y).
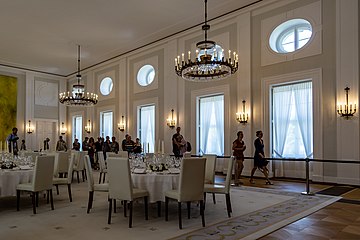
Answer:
top-left (216, 176), bottom-right (360, 239)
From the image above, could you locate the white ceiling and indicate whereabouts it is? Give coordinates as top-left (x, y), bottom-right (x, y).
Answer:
top-left (0, 0), bottom-right (262, 77)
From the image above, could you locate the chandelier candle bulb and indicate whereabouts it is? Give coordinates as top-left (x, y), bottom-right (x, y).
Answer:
top-left (188, 51), bottom-right (191, 61)
top-left (181, 53), bottom-right (184, 62)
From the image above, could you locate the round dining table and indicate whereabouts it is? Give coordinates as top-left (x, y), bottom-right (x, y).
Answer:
top-left (0, 168), bottom-right (33, 197)
top-left (131, 170), bottom-right (180, 203)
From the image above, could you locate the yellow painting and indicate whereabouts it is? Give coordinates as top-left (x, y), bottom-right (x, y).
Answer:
top-left (0, 75), bottom-right (17, 141)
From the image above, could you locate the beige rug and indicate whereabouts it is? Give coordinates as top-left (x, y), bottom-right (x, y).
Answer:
top-left (0, 178), bottom-right (339, 240)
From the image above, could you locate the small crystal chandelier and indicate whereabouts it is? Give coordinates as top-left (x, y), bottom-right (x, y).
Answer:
top-left (59, 45), bottom-right (98, 106)
top-left (175, 0), bottom-right (238, 81)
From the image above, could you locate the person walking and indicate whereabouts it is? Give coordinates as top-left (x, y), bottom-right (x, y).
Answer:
top-left (249, 130), bottom-right (272, 185)
top-left (6, 127), bottom-right (19, 155)
top-left (232, 131), bottom-right (246, 186)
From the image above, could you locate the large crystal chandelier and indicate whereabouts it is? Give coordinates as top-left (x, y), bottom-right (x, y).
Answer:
top-left (175, 0), bottom-right (238, 81)
top-left (59, 45), bottom-right (98, 106)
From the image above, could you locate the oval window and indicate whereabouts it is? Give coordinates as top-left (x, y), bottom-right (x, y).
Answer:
top-left (100, 77), bottom-right (113, 96)
top-left (269, 19), bottom-right (312, 53)
top-left (137, 65), bottom-right (155, 86)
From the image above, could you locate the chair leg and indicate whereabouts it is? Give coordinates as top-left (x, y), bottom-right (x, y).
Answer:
top-left (82, 170), bottom-right (86, 182)
top-left (129, 201), bottom-right (133, 228)
top-left (16, 190), bottom-right (20, 211)
top-left (200, 200), bottom-right (205, 227)
top-left (67, 184), bottom-right (72, 202)
top-left (32, 193), bottom-right (36, 214)
top-left (225, 193), bottom-right (231, 217)
top-left (99, 173), bottom-right (102, 184)
top-left (56, 185), bottom-right (59, 195)
top-left (157, 201), bottom-right (161, 217)
top-left (203, 193), bottom-right (206, 210)
top-left (87, 191), bottom-right (94, 213)
top-left (49, 189), bottom-right (54, 210)
top-left (108, 198), bottom-right (113, 224)
top-left (123, 200), bottom-right (127, 217)
top-left (165, 197), bottom-right (169, 221)
top-left (114, 199), bottom-right (116, 213)
top-left (76, 171), bottom-right (80, 183)
top-left (102, 172), bottom-right (106, 183)
top-left (144, 196), bottom-right (148, 220)
top-left (178, 202), bottom-right (182, 229)
top-left (212, 193), bottom-right (216, 204)
top-left (187, 202), bottom-right (191, 219)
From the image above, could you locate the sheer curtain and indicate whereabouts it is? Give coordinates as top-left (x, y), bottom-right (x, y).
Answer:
top-left (103, 112), bottom-right (113, 137)
top-left (139, 105), bottom-right (155, 153)
top-left (199, 95), bottom-right (224, 156)
top-left (272, 81), bottom-right (312, 178)
top-left (73, 116), bottom-right (82, 148)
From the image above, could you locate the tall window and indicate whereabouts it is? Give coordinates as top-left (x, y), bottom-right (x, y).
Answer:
top-left (72, 116), bottom-right (83, 148)
top-left (138, 105), bottom-right (155, 153)
top-left (100, 111), bottom-right (113, 137)
top-left (271, 81), bottom-right (313, 159)
top-left (198, 95), bottom-right (224, 156)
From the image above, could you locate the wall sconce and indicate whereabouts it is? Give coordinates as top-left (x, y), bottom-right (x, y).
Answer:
top-left (118, 115), bottom-right (125, 132)
top-left (236, 100), bottom-right (249, 124)
top-left (337, 87), bottom-right (356, 119)
top-left (60, 122), bottom-right (67, 135)
top-left (84, 120), bottom-right (91, 134)
top-left (166, 109), bottom-right (176, 129)
top-left (26, 120), bottom-right (34, 134)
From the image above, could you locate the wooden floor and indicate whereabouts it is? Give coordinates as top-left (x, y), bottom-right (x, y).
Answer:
top-left (218, 176), bottom-right (360, 239)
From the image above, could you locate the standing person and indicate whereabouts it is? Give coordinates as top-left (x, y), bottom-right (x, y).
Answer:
top-left (124, 135), bottom-right (135, 153)
top-left (121, 134), bottom-right (129, 151)
top-left (6, 127), bottom-right (19, 155)
top-left (103, 136), bottom-right (111, 159)
top-left (172, 127), bottom-right (183, 158)
top-left (249, 130), bottom-right (272, 185)
top-left (232, 131), bottom-right (246, 186)
top-left (88, 137), bottom-right (96, 168)
top-left (133, 138), bottom-right (142, 154)
top-left (110, 136), bottom-right (120, 154)
top-left (20, 139), bottom-right (26, 151)
top-left (43, 138), bottom-right (50, 151)
top-left (82, 137), bottom-right (89, 151)
top-left (56, 136), bottom-right (68, 152)
top-left (72, 138), bottom-right (80, 151)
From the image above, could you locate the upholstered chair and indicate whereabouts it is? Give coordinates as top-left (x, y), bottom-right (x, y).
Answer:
top-left (53, 153), bottom-right (75, 202)
top-left (203, 154), bottom-right (217, 203)
top-left (72, 151), bottom-right (87, 183)
top-left (84, 155), bottom-right (109, 213)
top-left (16, 155), bottom-right (55, 214)
top-left (204, 157), bottom-right (235, 217)
top-left (107, 157), bottom-right (149, 228)
top-left (54, 151), bottom-right (70, 177)
top-left (98, 153), bottom-right (107, 183)
top-left (165, 157), bottom-right (206, 229)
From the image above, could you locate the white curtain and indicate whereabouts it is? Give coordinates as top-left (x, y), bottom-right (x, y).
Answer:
top-left (199, 95), bottom-right (224, 156)
top-left (73, 116), bottom-right (82, 148)
top-left (140, 105), bottom-right (155, 153)
top-left (103, 112), bottom-right (113, 138)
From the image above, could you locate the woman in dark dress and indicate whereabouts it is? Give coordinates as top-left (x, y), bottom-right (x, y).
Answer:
top-left (249, 130), bottom-right (272, 185)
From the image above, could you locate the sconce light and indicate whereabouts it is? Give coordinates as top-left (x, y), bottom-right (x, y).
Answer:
top-left (84, 120), bottom-right (91, 134)
top-left (236, 100), bottom-right (249, 124)
top-left (118, 115), bottom-right (125, 132)
top-left (26, 120), bottom-right (34, 134)
top-left (60, 122), bottom-right (67, 135)
top-left (167, 109), bottom-right (176, 129)
top-left (337, 87), bottom-right (356, 119)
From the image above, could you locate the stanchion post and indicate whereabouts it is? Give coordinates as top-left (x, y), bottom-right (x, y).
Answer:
top-left (301, 158), bottom-right (314, 195)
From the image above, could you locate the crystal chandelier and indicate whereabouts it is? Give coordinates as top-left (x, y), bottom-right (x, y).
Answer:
top-left (175, 0), bottom-right (238, 81)
top-left (59, 45), bottom-right (98, 106)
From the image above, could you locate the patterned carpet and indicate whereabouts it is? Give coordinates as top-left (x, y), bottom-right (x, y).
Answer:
top-left (171, 187), bottom-right (340, 240)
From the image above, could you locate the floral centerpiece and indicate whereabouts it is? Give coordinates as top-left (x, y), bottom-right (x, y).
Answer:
top-left (149, 163), bottom-right (168, 172)
top-left (0, 160), bottom-right (17, 169)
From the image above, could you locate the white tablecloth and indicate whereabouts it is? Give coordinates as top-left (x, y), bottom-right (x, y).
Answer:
top-left (131, 172), bottom-right (179, 203)
top-left (0, 169), bottom-right (33, 197)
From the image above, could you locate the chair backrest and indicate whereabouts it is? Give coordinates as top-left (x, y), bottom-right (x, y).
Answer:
top-left (77, 151), bottom-right (87, 170)
top-left (183, 152), bottom-right (191, 158)
top-left (84, 155), bottom-right (94, 191)
top-left (203, 154), bottom-right (217, 184)
top-left (66, 153), bottom-right (75, 184)
top-left (107, 157), bottom-right (133, 201)
top-left (224, 157), bottom-right (235, 193)
top-left (98, 153), bottom-right (107, 172)
top-left (33, 155), bottom-right (55, 192)
top-left (55, 151), bottom-right (70, 175)
top-left (178, 157), bottom-right (206, 202)
top-left (118, 151), bottom-right (129, 158)
top-left (107, 152), bottom-right (128, 158)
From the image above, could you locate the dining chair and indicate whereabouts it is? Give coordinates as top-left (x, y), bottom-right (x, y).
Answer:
top-left (107, 157), bottom-right (149, 228)
top-left (165, 157), bottom-right (206, 229)
top-left (203, 154), bottom-right (217, 204)
top-left (54, 151), bottom-right (70, 177)
top-left (84, 155), bottom-right (109, 213)
top-left (16, 155), bottom-right (55, 214)
top-left (53, 153), bottom-right (75, 202)
top-left (204, 156), bottom-right (235, 217)
top-left (72, 151), bottom-right (87, 183)
top-left (98, 153), bottom-right (107, 183)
